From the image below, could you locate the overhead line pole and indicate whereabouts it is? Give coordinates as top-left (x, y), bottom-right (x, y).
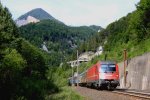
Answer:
top-left (77, 50), bottom-right (79, 87)
top-left (72, 65), bottom-right (74, 86)
top-left (124, 49), bottom-right (127, 87)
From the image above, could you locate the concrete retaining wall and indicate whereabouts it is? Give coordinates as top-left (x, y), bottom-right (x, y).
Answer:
top-left (118, 52), bottom-right (150, 90)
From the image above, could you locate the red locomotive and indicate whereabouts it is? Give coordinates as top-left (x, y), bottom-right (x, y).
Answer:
top-left (79, 61), bottom-right (120, 90)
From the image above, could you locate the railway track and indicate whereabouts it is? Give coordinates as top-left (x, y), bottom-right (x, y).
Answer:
top-left (112, 90), bottom-right (150, 99)
top-left (75, 86), bottom-right (150, 100)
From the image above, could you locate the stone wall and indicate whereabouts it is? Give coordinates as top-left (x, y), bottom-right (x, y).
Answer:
top-left (118, 52), bottom-right (150, 90)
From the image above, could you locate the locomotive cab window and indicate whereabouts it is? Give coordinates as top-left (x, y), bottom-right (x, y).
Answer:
top-left (100, 64), bottom-right (116, 73)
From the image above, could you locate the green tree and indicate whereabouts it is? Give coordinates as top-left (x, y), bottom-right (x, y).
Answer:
top-left (0, 49), bottom-right (26, 100)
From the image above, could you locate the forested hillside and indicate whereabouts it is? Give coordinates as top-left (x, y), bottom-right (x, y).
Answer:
top-left (19, 19), bottom-right (101, 62)
top-left (0, 3), bottom-right (64, 100)
top-left (102, 0), bottom-right (150, 61)
top-left (79, 0), bottom-right (150, 72)
top-left (0, 2), bottom-right (92, 99)
top-left (78, 0), bottom-right (150, 72)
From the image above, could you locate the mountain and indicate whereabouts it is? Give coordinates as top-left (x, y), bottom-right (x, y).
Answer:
top-left (19, 19), bottom-right (102, 61)
top-left (15, 8), bottom-right (59, 26)
top-left (18, 8), bottom-right (55, 20)
top-left (18, 8), bottom-right (103, 60)
top-left (89, 25), bottom-right (103, 32)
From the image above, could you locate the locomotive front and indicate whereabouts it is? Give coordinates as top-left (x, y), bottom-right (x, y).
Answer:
top-left (99, 61), bottom-right (120, 90)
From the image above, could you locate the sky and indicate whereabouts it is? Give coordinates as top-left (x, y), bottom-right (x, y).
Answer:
top-left (1, 0), bottom-right (140, 28)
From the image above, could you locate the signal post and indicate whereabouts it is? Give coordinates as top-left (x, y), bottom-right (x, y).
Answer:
top-left (124, 49), bottom-right (127, 87)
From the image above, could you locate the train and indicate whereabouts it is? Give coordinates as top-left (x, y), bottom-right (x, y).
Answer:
top-left (68, 61), bottom-right (120, 90)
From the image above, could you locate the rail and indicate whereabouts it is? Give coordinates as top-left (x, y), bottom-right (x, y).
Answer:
top-left (112, 90), bottom-right (150, 99)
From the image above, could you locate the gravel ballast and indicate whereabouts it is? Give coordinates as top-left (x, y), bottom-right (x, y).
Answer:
top-left (73, 86), bottom-right (147, 100)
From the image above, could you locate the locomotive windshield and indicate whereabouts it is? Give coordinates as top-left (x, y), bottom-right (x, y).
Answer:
top-left (100, 64), bottom-right (116, 73)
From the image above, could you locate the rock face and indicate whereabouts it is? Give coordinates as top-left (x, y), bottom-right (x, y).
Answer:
top-left (26, 16), bottom-right (40, 23)
top-left (16, 16), bottom-right (40, 27)
top-left (42, 42), bottom-right (49, 52)
top-left (15, 19), bottom-right (27, 27)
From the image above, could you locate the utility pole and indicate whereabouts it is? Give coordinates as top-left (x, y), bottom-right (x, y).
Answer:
top-left (124, 49), bottom-right (127, 87)
top-left (77, 50), bottom-right (79, 86)
top-left (104, 52), bottom-right (107, 61)
top-left (72, 65), bottom-right (74, 86)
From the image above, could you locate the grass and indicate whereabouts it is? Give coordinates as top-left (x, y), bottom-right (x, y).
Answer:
top-left (78, 39), bottom-right (150, 73)
top-left (46, 86), bottom-right (84, 100)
